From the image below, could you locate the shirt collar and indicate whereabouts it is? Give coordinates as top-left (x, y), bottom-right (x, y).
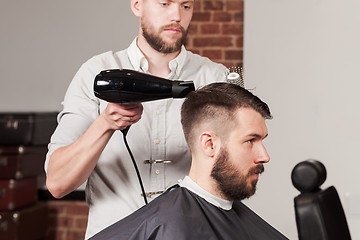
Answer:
top-left (127, 38), bottom-right (147, 72)
top-left (178, 176), bottom-right (233, 210)
top-left (169, 45), bottom-right (187, 77)
top-left (127, 37), bottom-right (187, 77)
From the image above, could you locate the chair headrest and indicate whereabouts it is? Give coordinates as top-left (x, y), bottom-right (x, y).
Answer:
top-left (291, 159), bottom-right (327, 193)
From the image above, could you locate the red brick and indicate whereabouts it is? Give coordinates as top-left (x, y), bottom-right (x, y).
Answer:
top-left (234, 12), bottom-right (244, 22)
top-left (226, 1), bottom-right (244, 11)
top-left (55, 215), bottom-right (74, 228)
top-left (213, 12), bottom-right (232, 22)
top-left (203, 49), bottom-right (223, 60)
top-left (194, 0), bottom-right (201, 11)
top-left (193, 37), bottom-right (233, 47)
top-left (66, 230), bottom-right (86, 240)
top-left (222, 23), bottom-right (243, 35)
top-left (236, 36), bottom-right (243, 47)
top-left (185, 38), bottom-right (193, 48)
top-left (192, 12), bottom-right (211, 22)
top-left (188, 23), bottom-right (198, 35)
top-left (204, 0), bottom-right (224, 11)
top-left (200, 24), bottom-right (221, 34)
top-left (47, 201), bottom-right (69, 215)
top-left (225, 50), bottom-right (243, 60)
top-left (66, 203), bottom-right (89, 216)
top-left (74, 217), bottom-right (88, 229)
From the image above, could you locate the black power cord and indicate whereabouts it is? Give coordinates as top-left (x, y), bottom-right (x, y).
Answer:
top-left (121, 126), bottom-right (148, 205)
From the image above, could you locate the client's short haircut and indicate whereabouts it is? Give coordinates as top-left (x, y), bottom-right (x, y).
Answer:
top-left (181, 82), bottom-right (272, 150)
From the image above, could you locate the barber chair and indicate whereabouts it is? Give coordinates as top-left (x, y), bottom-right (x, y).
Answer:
top-left (291, 159), bottom-right (351, 240)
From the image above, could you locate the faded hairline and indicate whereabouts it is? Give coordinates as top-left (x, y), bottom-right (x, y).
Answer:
top-left (181, 82), bottom-right (271, 154)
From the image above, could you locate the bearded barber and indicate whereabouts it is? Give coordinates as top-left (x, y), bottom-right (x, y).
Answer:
top-left (45, 0), bottom-right (228, 239)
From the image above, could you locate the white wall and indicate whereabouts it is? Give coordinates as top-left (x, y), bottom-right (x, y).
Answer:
top-left (0, 1), bottom-right (138, 112)
top-left (244, 0), bottom-right (360, 239)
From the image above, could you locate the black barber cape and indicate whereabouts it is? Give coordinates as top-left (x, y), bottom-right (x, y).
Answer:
top-left (90, 185), bottom-right (288, 240)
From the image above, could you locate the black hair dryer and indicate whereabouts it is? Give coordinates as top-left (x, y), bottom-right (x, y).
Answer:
top-left (94, 69), bottom-right (195, 103)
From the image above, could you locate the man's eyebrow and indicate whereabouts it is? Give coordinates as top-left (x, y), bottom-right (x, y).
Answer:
top-left (169, 0), bottom-right (193, 4)
top-left (248, 133), bottom-right (268, 140)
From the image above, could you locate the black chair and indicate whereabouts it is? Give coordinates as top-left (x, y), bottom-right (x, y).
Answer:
top-left (291, 159), bottom-right (352, 240)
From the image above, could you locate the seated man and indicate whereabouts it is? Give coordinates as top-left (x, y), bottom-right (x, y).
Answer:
top-left (90, 82), bottom-right (288, 240)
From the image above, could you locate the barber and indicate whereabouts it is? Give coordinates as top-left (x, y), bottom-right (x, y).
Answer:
top-left (45, 0), bottom-right (228, 239)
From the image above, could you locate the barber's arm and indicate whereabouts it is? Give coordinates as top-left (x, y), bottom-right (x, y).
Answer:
top-left (46, 102), bottom-right (143, 199)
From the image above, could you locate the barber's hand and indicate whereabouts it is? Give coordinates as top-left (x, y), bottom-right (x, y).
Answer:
top-left (101, 102), bottom-right (143, 131)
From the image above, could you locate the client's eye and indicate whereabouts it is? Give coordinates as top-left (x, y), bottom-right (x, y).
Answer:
top-left (246, 139), bottom-right (255, 144)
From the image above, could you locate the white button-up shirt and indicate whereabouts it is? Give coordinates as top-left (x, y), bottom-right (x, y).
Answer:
top-left (45, 38), bottom-right (228, 239)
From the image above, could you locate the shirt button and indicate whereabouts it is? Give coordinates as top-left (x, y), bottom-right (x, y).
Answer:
top-left (155, 169), bottom-right (160, 175)
top-left (155, 139), bottom-right (160, 144)
top-left (156, 110), bottom-right (161, 115)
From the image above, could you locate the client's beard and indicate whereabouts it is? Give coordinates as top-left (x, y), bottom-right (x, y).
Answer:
top-left (210, 148), bottom-right (264, 201)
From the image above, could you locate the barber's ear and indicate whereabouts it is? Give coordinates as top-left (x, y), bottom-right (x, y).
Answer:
top-left (199, 131), bottom-right (220, 158)
top-left (131, 0), bottom-right (142, 17)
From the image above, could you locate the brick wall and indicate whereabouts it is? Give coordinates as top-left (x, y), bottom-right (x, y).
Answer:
top-left (45, 200), bottom-right (88, 240)
top-left (186, 0), bottom-right (244, 68)
top-left (45, 1), bottom-right (244, 239)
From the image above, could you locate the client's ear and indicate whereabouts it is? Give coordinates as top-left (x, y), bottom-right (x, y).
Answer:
top-left (199, 131), bottom-right (220, 158)
top-left (131, 0), bottom-right (142, 17)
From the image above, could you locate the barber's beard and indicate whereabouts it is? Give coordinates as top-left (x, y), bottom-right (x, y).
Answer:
top-left (210, 148), bottom-right (264, 201)
top-left (141, 22), bottom-right (188, 54)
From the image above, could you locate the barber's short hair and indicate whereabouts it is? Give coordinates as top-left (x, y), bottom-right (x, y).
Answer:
top-left (181, 82), bottom-right (272, 149)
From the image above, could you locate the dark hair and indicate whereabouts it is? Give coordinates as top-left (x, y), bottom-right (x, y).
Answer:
top-left (181, 82), bottom-right (272, 148)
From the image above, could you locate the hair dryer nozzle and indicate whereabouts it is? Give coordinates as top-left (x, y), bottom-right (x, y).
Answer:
top-left (94, 69), bottom-right (195, 103)
top-left (172, 81), bottom-right (195, 98)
